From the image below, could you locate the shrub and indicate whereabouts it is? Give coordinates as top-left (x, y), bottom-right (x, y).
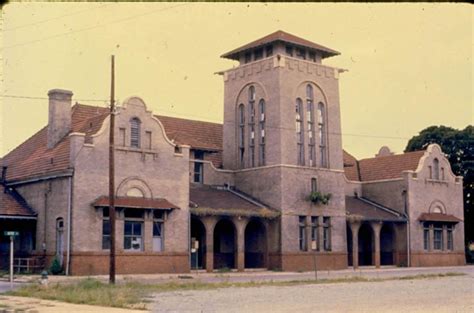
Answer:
top-left (49, 257), bottom-right (63, 275)
top-left (308, 191), bottom-right (332, 205)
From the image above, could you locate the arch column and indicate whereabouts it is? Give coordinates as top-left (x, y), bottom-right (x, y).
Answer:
top-left (202, 216), bottom-right (217, 272)
top-left (371, 222), bottom-right (383, 268)
top-left (350, 222), bottom-right (361, 269)
top-left (234, 217), bottom-right (249, 272)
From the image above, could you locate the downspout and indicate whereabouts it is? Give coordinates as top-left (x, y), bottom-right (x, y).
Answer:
top-left (65, 175), bottom-right (73, 275)
top-left (402, 189), bottom-right (411, 267)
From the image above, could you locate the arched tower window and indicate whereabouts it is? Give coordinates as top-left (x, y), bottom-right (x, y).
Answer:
top-left (248, 87), bottom-right (256, 167)
top-left (258, 99), bottom-right (266, 166)
top-left (56, 217), bottom-right (64, 265)
top-left (433, 158), bottom-right (440, 180)
top-left (238, 104), bottom-right (245, 168)
top-left (130, 117), bottom-right (141, 148)
top-left (317, 102), bottom-right (327, 168)
top-left (296, 98), bottom-right (305, 165)
top-left (306, 85), bottom-right (316, 167)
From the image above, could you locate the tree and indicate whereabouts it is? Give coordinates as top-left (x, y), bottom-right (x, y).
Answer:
top-left (405, 125), bottom-right (474, 261)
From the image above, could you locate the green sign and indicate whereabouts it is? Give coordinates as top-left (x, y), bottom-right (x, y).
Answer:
top-left (4, 231), bottom-right (19, 237)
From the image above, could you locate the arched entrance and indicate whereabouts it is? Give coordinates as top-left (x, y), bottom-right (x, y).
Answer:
top-left (346, 224), bottom-right (353, 267)
top-left (245, 219), bottom-right (267, 268)
top-left (380, 224), bottom-right (395, 265)
top-left (190, 218), bottom-right (206, 269)
top-left (213, 219), bottom-right (236, 269)
top-left (358, 223), bottom-right (373, 266)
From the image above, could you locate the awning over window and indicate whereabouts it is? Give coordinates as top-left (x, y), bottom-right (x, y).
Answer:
top-left (0, 184), bottom-right (37, 219)
top-left (92, 196), bottom-right (179, 210)
top-left (418, 213), bottom-right (462, 223)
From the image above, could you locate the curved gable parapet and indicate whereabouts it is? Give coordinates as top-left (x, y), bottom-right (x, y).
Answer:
top-left (414, 143), bottom-right (459, 182)
top-left (121, 96), bottom-right (151, 113)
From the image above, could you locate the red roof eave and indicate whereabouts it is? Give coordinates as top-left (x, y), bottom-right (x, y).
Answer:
top-left (418, 213), bottom-right (462, 223)
top-left (92, 196), bottom-right (180, 210)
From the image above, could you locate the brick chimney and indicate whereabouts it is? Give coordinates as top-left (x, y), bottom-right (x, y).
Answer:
top-left (47, 89), bottom-right (73, 149)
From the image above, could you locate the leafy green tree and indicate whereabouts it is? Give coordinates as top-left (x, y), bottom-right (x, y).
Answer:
top-left (405, 125), bottom-right (474, 261)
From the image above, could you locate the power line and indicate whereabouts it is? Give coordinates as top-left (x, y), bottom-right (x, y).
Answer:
top-left (0, 94), bottom-right (107, 102)
top-left (1, 3), bottom-right (190, 50)
top-left (2, 4), bottom-right (110, 32)
top-left (0, 93), bottom-right (412, 141)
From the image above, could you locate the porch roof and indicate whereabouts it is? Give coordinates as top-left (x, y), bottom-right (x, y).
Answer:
top-left (0, 184), bottom-right (37, 219)
top-left (346, 196), bottom-right (406, 222)
top-left (418, 212), bottom-right (462, 223)
top-left (92, 196), bottom-right (179, 210)
top-left (189, 184), bottom-right (279, 219)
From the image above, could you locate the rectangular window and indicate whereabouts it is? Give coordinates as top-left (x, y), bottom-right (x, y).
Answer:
top-left (299, 216), bottom-right (307, 251)
top-left (296, 47), bottom-right (306, 60)
top-left (265, 45), bottom-right (273, 57)
top-left (311, 178), bottom-right (318, 193)
top-left (323, 217), bottom-right (331, 251)
top-left (285, 45), bottom-right (293, 57)
top-left (102, 218), bottom-right (110, 250)
top-left (447, 225), bottom-right (453, 250)
top-left (254, 48), bottom-right (263, 60)
top-left (124, 221), bottom-right (143, 251)
top-left (145, 131), bottom-right (152, 149)
top-left (433, 225), bottom-right (443, 250)
top-left (193, 151), bottom-right (204, 183)
top-left (245, 52), bottom-right (252, 63)
top-left (153, 212), bottom-right (164, 252)
top-left (423, 223), bottom-right (430, 250)
top-left (308, 51), bottom-right (316, 62)
top-left (311, 216), bottom-right (319, 251)
top-left (119, 128), bottom-right (126, 146)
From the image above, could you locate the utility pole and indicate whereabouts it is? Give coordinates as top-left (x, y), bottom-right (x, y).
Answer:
top-left (109, 55), bottom-right (116, 284)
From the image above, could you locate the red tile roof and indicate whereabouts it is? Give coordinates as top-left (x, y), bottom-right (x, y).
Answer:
top-left (343, 150), bottom-right (425, 182)
top-left (0, 184), bottom-right (36, 218)
top-left (2, 103), bottom-right (223, 181)
top-left (418, 213), bottom-right (462, 223)
top-left (189, 184), bottom-right (279, 218)
top-left (358, 151), bottom-right (425, 181)
top-left (343, 150), bottom-right (360, 181)
top-left (346, 196), bottom-right (405, 222)
top-left (221, 30), bottom-right (340, 60)
top-left (156, 115), bottom-right (222, 152)
top-left (92, 196), bottom-right (179, 210)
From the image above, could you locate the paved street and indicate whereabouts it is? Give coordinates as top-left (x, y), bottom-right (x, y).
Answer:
top-left (0, 281), bottom-right (23, 293)
top-left (152, 266), bottom-right (474, 313)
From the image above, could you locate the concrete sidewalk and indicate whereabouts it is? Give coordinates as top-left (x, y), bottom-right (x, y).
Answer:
top-left (0, 295), bottom-right (143, 313)
top-left (5, 265), bottom-right (472, 285)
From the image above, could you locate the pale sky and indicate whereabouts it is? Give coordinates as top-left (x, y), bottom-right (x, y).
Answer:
top-left (1, 3), bottom-right (472, 159)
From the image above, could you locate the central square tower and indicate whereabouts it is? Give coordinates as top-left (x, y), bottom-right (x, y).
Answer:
top-left (220, 30), bottom-right (344, 171)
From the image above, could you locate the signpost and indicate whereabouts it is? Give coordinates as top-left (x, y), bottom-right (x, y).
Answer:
top-left (4, 231), bottom-right (19, 289)
top-left (311, 240), bottom-right (318, 280)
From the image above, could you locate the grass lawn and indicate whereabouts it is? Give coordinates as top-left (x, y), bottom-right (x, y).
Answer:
top-left (6, 272), bottom-right (464, 310)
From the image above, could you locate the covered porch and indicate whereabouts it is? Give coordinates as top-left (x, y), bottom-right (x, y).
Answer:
top-left (189, 184), bottom-right (279, 272)
top-left (346, 196), bottom-right (407, 268)
top-left (0, 183), bottom-right (38, 272)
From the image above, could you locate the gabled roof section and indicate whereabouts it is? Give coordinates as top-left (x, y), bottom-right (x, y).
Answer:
top-left (0, 183), bottom-right (36, 218)
top-left (156, 115), bottom-right (223, 152)
top-left (358, 151), bottom-right (425, 182)
top-left (221, 30), bottom-right (340, 60)
top-left (2, 103), bottom-right (223, 182)
top-left (189, 184), bottom-right (279, 219)
top-left (2, 104), bottom-right (108, 182)
top-left (343, 149), bottom-right (425, 182)
top-left (343, 150), bottom-right (360, 181)
top-left (346, 196), bottom-right (405, 222)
